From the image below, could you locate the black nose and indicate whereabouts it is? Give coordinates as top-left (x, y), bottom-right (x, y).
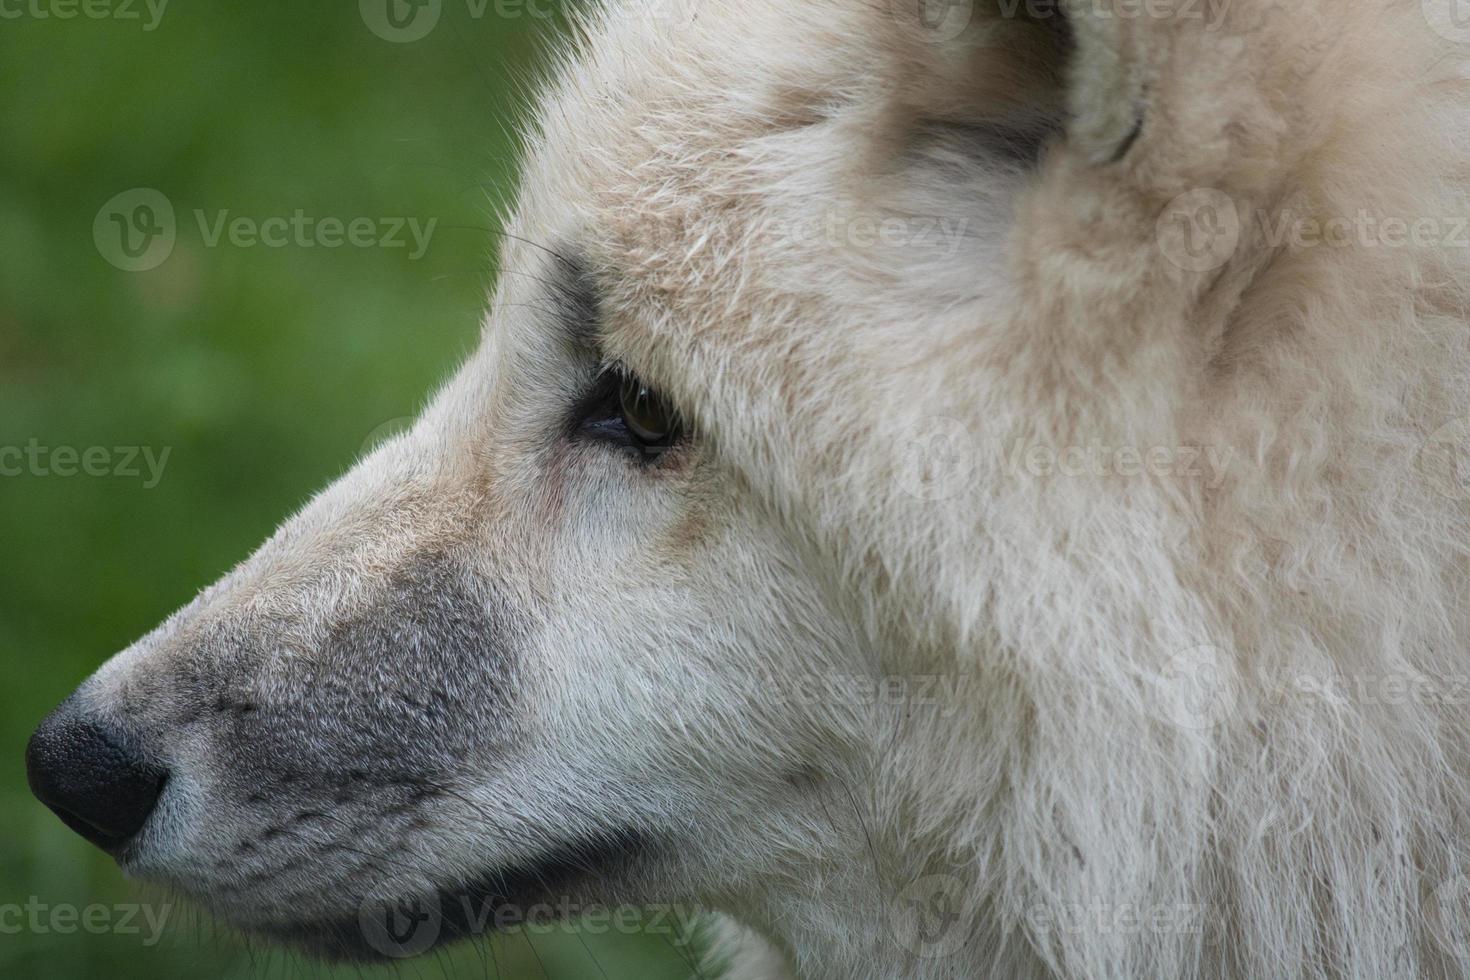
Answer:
top-left (25, 704), bottom-right (167, 853)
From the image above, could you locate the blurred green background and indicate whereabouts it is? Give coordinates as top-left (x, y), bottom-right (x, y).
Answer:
top-left (0, 2), bottom-right (701, 977)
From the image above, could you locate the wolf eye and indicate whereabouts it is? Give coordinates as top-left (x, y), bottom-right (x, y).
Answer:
top-left (619, 375), bottom-right (679, 447)
top-left (572, 367), bottom-right (685, 458)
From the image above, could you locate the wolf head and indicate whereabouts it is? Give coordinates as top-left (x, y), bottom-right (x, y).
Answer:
top-left (28, 1), bottom-right (1470, 977)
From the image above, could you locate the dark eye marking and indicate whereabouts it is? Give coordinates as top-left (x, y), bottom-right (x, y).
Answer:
top-left (543, 248), bottom-right (687, 462)
top-left (547, 249), bottom-right (602, 350)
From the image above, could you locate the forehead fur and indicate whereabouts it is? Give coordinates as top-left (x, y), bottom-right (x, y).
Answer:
top-left (493, 2), bottom-right (1066, 536)
top-left (507, 3), bottom-right (1058, 322)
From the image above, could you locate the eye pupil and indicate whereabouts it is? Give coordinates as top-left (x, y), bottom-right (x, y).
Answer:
top-left (619, 373), bottom-right (678, 447)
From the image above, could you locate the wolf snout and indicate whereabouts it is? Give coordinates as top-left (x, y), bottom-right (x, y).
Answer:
top-left (25, 702), bottom-right (167, 854)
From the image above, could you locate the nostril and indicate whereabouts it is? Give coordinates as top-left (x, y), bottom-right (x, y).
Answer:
top-left (25, 708), bottom-right (167, 854)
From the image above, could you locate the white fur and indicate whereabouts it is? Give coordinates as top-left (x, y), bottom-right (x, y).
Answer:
top-left (70, 1), bottom-right (1470, 977)
top-left (500, 1), bottom-right (1470, 976)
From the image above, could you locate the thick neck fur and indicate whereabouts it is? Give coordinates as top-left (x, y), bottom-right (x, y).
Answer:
top-left (526, 2), bottom-right (1470, 976)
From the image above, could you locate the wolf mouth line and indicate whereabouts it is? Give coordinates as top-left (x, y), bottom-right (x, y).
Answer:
top-left (269, 829), bottom-right (653, 961)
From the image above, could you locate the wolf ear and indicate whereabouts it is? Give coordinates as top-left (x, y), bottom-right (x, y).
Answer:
top-left (883, 0), bottom-right (1284, 192)
top-left (1054, 0), bottom-right (1263, 185)
top-left (1056, 0), bottom-right (1293, 195)
top-left (1057, 0), bottom-right (1150, 166)
top-left (885, 0), bottom-right (1145, 162)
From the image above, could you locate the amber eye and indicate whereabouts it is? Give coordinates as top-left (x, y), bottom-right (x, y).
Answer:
top-left (619, 374), bottom-right (680, 447)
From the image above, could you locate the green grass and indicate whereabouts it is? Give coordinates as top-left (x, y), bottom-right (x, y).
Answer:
top-left (0, 3), bottom-right (698, 976)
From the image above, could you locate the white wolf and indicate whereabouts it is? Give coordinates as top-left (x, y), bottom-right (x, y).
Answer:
top-left (25, 1), bottom-right (1470, 977)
